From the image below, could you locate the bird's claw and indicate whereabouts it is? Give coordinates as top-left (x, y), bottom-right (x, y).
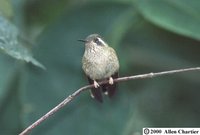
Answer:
top-left (109, 77), bottom-right (114, 85)
top-left (94, 80), bottom-right (100, 88)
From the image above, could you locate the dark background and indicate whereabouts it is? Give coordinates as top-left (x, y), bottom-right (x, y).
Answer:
top-left (0, 0), bottom-right (200, 135)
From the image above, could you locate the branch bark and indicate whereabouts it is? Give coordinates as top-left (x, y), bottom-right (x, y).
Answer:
top-left (19, 67), bottom-right (200, 135)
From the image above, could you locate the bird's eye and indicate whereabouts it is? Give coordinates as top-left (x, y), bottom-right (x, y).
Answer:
top-left (94, 38), bottom-right (102, 45)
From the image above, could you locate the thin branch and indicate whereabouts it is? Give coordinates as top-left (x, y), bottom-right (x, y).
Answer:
top-left (19, 67), bottom-right (200, 135)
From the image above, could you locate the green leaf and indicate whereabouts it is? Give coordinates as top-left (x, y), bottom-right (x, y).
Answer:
top-left (0, 16), bottom-right (45, 69)
top-left (134, 0), bottom-right (200, 40)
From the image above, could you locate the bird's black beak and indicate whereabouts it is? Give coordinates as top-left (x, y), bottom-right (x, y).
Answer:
top-left (77, 39), bottom-right (87, 43)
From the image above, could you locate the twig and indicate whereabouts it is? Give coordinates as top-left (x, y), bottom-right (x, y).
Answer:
top-left (19, 67), bottom-right (200, 135)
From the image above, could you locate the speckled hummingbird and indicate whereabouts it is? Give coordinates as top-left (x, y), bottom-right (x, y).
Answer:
top-left (78, 34), bottom-right (119, 103)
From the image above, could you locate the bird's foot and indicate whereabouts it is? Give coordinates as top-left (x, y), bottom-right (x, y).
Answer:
top-left (94, 80), bottom-right (100, 88)
top-left (109, 77), bottom-right (114, 85)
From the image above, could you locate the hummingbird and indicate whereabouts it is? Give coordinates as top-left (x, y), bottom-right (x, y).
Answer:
top-left (78, 34), bottom-right (119, 103)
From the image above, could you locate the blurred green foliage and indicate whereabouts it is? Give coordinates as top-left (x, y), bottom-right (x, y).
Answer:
top-left (0, 0), bottom-right (200, 135)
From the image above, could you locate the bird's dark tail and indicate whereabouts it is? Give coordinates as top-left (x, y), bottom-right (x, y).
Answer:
top-left (87, 77), bottom-right (103, 103)
top-left (102, 72), bottom-right (118, 98)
